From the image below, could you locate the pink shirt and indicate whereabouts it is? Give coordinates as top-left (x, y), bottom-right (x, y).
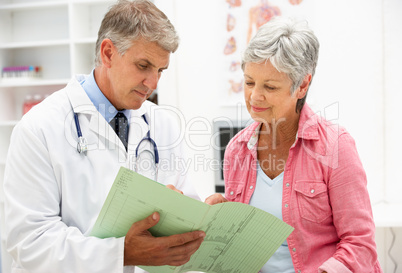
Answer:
top-left (223, 104), bottom-right (382, 273)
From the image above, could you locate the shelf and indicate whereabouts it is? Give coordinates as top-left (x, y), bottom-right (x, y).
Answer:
top-left (0, 0), bottom-right (109, 154)
top-left (0, 5), bottom-right (69, 45)
top-left (71, 0), bottom-right (114, 4)
top-left (0, 40), bottom-right (70, 49)
top-left (70, 2), bottom-right (111, 40)
top-left (0, 1), bottom-right (68, 11)
top-left (0, 120), bottom-right (18, 127)
top-left (73, 37), bottom-right (97, 44)
top-left (0, 0), bottom-right (114, 10)
top-left (0, 78), bottom-right (69, 88)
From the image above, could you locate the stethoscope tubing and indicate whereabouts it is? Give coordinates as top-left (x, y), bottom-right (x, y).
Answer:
top-left (136, 115), bottom-right (159, 164)
top-left (74, 112), bottom-right (83, 138)
top-left (74, 112), bottom-right (159, 180)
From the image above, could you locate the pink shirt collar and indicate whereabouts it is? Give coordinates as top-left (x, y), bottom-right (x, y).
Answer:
top-left (244, 104), bottom-right (319, 151)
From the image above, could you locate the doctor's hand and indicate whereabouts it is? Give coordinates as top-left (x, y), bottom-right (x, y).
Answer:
top-left (124, 212), bottom-right (206, 266)
top-left (205, 193), bottom-right (228, 205)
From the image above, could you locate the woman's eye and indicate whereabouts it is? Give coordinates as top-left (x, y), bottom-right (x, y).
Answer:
top-left (245, 82), bottom-right (254, 86)
top-left (265, 85), bottom-right (276, 91)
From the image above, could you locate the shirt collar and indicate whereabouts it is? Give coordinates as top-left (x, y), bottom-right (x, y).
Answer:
top-left (296, 104), bottom-right (320, 140)
top-left (245, 104), bottom-right (319, 150)
top-left (80, 69), bottom-right (130, 123)
top-left (247, 123), bottom-right (261, 150)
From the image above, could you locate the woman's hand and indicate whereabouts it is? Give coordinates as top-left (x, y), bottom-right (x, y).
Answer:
top-left (166, 184), bottom-right (183, 194)
top-left (205, 193), bottom-right (228, 205)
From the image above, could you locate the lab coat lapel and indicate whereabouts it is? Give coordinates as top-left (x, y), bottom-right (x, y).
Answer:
top-left (89, 112), bottom-right (125, 153)
top-left (65, 77), bottom-right (124, 153)
top-left (127, 109), bottom-right (149, 154)
top-left (127, 107), bottom-right (159, 179)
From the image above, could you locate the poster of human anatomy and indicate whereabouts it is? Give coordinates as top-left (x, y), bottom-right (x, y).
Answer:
top-left (221, 0), bottom-right (315, 105)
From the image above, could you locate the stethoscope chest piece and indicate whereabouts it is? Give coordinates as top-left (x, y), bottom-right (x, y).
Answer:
top-left (77, 136), bottom-right (88, 155)
top-left (74, 112), bottom-right (88, 155)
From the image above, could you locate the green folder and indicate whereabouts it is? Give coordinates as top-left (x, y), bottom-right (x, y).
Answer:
top-left (91, 167), bottom-right (294, 273)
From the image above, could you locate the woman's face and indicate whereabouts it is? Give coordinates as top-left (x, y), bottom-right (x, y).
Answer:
top-left (243, 61), bottom-right (300, 124)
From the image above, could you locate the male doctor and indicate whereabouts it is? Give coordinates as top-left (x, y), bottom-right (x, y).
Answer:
top-left (2, 0), bottom-right (205, 272)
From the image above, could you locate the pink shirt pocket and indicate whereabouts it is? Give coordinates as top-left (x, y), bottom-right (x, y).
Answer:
top-left (294, 180), bottom-right (332, 223)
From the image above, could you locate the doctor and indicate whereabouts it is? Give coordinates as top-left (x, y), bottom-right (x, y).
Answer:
top-left (2, 0), bottom-right (205, 272)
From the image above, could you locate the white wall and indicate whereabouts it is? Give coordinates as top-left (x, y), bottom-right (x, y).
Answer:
top-left (156, 0), bottom-right (402, 271)
top-left (384, 0), bottom-right (402, 204)
top-left (311, 0), bottom-right (385, 205)
top-left (157, 0), bottom-right (249, 200)
top-left (158, 0), bottom-right (390, 202)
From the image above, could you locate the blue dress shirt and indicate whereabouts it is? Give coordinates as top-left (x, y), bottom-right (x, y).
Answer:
top-left (80, 70), bottom-right (130, 124)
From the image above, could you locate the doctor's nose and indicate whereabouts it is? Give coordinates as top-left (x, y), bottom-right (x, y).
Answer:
top-left (143, 71), bottom-right (160, 91)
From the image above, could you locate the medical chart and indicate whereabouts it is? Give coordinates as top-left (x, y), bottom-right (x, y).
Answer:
top-left (91, 167), bottom-right (294, 273)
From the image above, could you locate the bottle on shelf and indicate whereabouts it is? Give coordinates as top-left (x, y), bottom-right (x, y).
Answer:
top-left (23, 94), bottom-right (43, 115)
top-left (1, 66), bottom-right (42, 81)
top-left (22, 94), bottom-right (33, 115)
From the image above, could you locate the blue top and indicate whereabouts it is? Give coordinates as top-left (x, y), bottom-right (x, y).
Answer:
top-left (80, 70), bottom-right (130, 123)
top-left (248, 163), bottom-right (294, 273)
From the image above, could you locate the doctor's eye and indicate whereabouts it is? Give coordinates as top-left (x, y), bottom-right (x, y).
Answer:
top-left (138, 64), bottom-right (148, 70)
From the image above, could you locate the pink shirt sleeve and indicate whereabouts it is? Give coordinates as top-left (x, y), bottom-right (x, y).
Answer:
top-left (323, 133), bottom-right (378, 271)
top-left (318, 257), bottom-right (353, 273)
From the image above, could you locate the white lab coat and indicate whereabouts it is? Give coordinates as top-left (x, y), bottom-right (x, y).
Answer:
top-left (2, 75), bottom-right (199, 273)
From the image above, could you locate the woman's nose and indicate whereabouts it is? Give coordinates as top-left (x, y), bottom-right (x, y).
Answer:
top-left (250, 87), bottom-right (265, 101)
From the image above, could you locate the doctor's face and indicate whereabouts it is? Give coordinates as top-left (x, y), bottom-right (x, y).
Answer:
top-left (106, 38), bottom-right (170, 110)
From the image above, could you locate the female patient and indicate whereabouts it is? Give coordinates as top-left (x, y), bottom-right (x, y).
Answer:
top-left (206, 17), bottom-right (382, 273)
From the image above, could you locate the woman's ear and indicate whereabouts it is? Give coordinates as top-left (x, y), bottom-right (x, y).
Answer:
top-left (296, 74), bottom-right (312, 99)
top-left (99, 39), bottom-right (115, 68)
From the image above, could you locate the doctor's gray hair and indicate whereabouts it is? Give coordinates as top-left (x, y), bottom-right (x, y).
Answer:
top-left (242, 17), bottom-right (319, 113)
top-left (95, 0), bottom-right (179, 67)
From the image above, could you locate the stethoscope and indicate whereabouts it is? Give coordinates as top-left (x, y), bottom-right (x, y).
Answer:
top-left (74, 112), bottom-right (160, 180)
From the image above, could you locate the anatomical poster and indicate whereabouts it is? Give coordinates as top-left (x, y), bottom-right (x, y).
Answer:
top-left (220, 0), bottom-right (315, 105)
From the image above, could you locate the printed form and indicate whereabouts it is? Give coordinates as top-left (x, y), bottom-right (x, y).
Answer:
top-left (91, 167), bottom-right (294, 273)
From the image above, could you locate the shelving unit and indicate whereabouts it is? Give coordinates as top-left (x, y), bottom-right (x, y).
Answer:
top-left (0, 1), bottom-right (115, 272)
top-left (0, 0), bottom-right (114, 120)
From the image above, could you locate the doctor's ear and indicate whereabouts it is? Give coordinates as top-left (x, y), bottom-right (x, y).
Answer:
top-left (100, 39), bottom-right (116, 68)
